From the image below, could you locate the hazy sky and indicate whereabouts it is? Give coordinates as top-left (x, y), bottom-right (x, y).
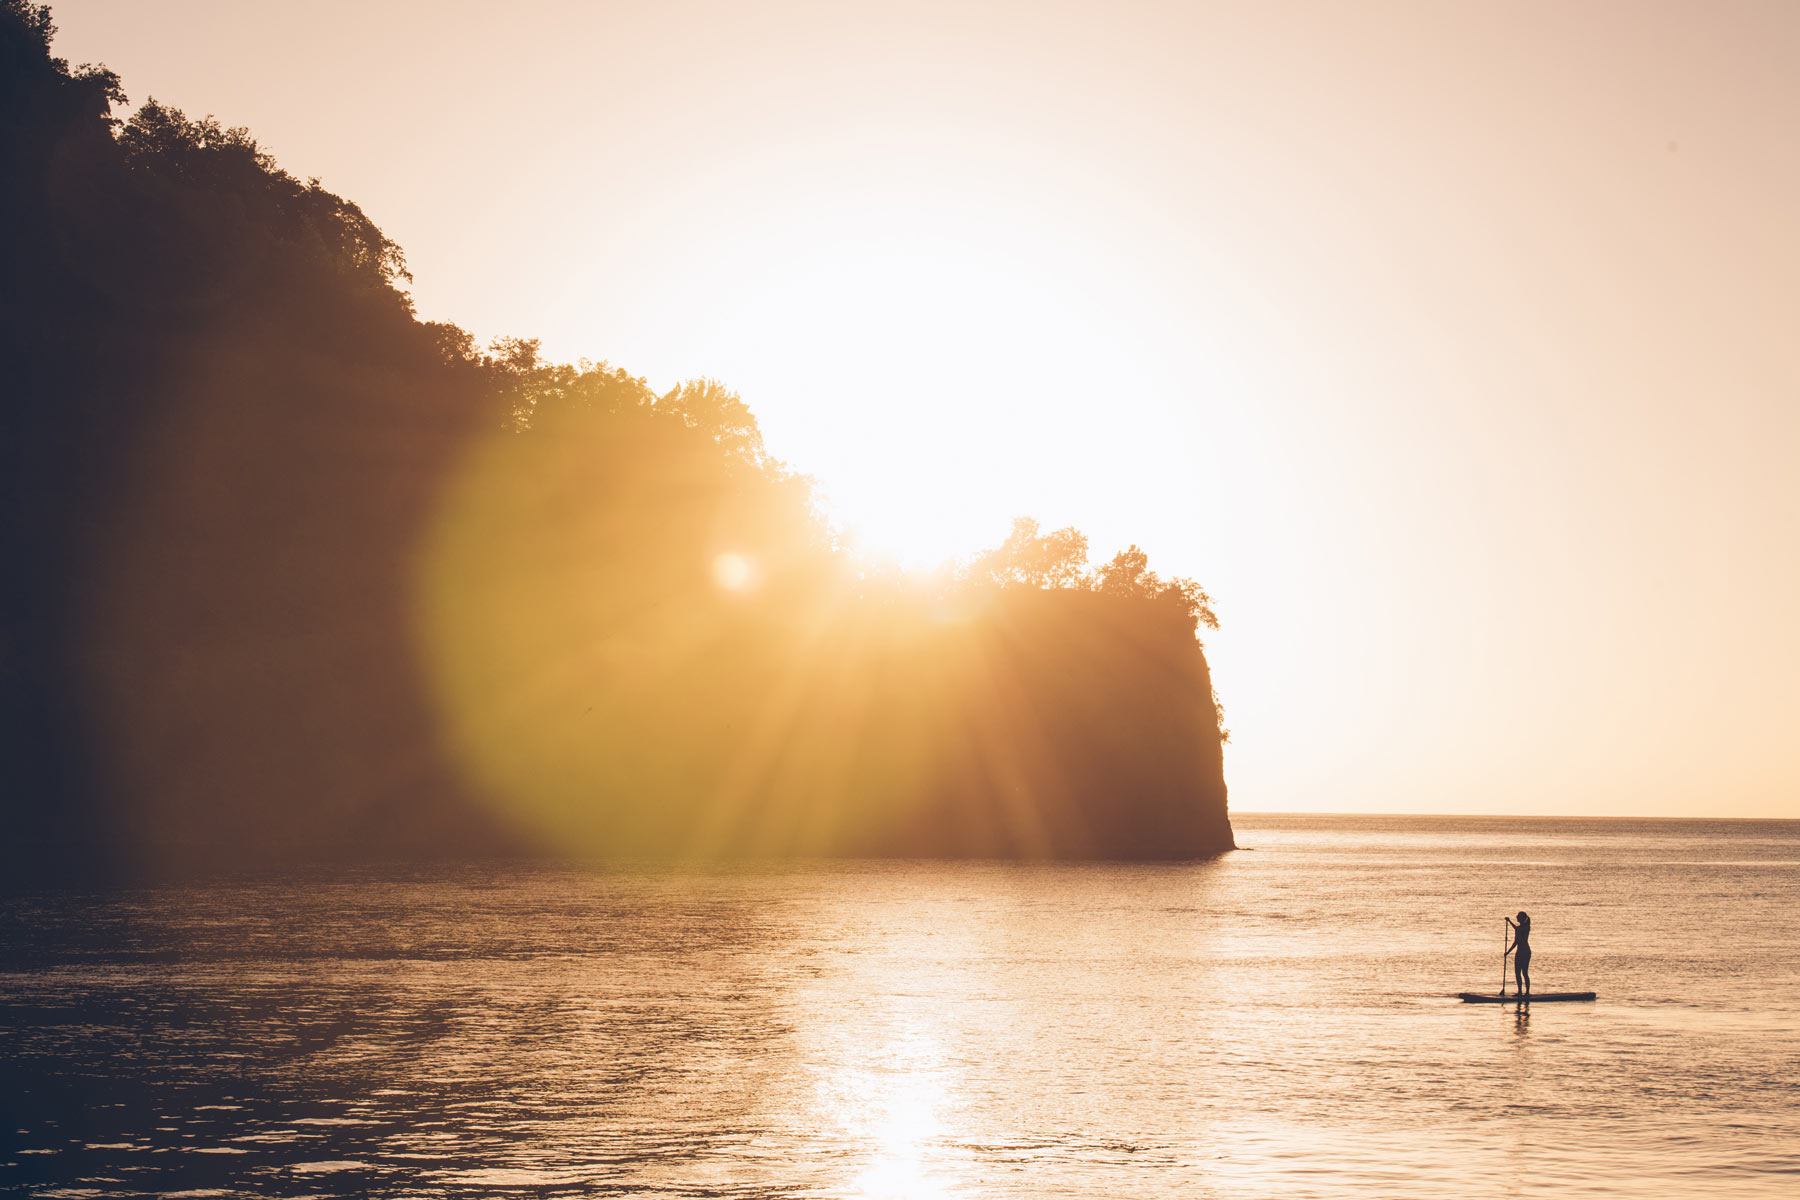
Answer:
top-left (49, 1), bottom-right (1800, 817)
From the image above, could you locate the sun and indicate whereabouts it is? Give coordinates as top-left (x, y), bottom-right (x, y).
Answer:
top-left (819, 476), bottom-right (1018, 571)
top-left (630, 172), bottom-right (1193, 572)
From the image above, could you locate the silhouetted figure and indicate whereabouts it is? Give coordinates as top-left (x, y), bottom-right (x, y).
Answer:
top-left (1506, 911), bottom-right (1532, 997)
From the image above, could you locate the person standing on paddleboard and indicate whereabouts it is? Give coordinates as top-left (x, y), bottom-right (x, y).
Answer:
top-left (1505, 911), bottom-right (1532, 997)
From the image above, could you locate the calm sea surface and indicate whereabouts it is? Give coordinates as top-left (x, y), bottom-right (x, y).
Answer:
top-left (3, 814), bottom-right (1797, 1198)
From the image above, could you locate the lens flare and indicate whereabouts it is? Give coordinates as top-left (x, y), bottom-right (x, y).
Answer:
top-left (712, 551), bottom-right (757, 592)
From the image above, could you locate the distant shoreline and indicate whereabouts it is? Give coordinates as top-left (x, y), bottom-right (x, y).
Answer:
top-left (1231, 810), bottom-right (1800, 823)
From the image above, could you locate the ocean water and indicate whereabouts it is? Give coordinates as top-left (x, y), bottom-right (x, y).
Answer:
top-left (2, 814), bottom-right (1797, 1198)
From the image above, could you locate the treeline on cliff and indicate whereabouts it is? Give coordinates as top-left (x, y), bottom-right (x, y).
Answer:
top-left (0, 3), bottom-right (1231, 881)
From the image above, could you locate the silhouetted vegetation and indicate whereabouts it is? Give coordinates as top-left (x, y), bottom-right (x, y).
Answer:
top-left (1, 3), bottom-right (1231, 882)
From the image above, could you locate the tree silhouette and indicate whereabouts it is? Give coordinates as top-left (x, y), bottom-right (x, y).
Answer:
top-left (966, 517), bottom-right (1091, 588)
top-left (1095, 545), bottom-right (1219, 637)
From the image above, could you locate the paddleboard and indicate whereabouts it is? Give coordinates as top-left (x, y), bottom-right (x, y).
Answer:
top-left (1457, 991), bottom-right (1595, 1003)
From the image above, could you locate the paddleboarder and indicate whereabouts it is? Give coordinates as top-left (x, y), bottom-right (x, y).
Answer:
top-left (1505, 911), bottom-right (1532, 998)
top-left (1458, 913), bottom-right (1591, 1003)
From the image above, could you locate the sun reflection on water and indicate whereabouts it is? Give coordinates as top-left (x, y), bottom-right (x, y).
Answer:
top-left (849, 1053), bottom-right (950, 1197)
top-left (797, 898), bottom-right (975, 1200)
top-left (824, 1024), bottom-right (954, 1199)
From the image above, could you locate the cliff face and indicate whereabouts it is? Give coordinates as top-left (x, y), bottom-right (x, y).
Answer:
top-left (780, 588), bottom-right (1237, 860)
top-left (894, 588), bottom-right (1234, 859)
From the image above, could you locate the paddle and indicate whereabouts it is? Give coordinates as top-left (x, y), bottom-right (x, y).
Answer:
top-left (1500, 918), bottom-right (1509, 998)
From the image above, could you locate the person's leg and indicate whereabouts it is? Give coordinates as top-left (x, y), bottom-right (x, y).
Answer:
top-left (1520, 952), bottom-right (1531, 996)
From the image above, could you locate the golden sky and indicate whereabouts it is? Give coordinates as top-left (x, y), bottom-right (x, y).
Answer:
top-left (51, 0), bottom-right (1800, 817)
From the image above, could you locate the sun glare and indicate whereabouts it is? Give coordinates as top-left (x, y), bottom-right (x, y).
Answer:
top-left (631, 164), bottom-right (1225, 571)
